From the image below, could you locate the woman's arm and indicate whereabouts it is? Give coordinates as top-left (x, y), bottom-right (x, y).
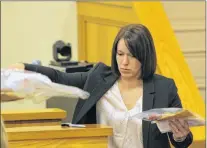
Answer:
top-left (25, 63), bottom-right (89, 89)
top-left (167, 79), bottom-right (193, 148)
top-left (9, 63), bottom-right (96, 89)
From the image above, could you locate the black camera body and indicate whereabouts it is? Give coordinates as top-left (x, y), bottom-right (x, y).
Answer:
top-left (53, 40), bottom-right (72, 62)
top-left (50, 40), bottom-right (94, 72)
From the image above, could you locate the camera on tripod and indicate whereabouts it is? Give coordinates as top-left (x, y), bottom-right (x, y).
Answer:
top-left (50, 40), bottom-right (78, 66)
top-left (49, 40), bottom-right (93, 72)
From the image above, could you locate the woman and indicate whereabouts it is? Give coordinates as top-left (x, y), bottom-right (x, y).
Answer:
top-left (10, 24), bottom-right (193, 148)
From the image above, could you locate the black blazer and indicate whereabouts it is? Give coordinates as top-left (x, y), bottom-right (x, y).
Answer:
top-left (25, 62), bottom-right (193, 148)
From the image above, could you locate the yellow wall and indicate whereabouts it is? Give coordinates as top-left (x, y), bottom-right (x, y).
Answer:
top-left (1, 1), bottom-right (78, 67)
top-left (1, 2), bottom-right (78, 110)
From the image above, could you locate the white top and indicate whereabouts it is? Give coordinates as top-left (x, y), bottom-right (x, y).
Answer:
top-left (96, 81), bottom-right (143, 148)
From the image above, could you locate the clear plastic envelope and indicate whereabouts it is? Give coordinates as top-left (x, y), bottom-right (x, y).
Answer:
top-left (1, 69), bottom-right (90, 103)
top-left (132, 108), bottom-right (205, 133)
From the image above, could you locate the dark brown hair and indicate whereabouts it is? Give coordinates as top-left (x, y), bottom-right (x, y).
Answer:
top-left (111, 24), bottom-right (157, 80)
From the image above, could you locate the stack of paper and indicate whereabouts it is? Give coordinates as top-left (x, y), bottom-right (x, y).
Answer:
top-left (132, 108), bottom-right (205, 133)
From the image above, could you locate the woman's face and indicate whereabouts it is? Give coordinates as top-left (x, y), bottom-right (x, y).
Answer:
top-left (116, 39), bottom-right (142, 79)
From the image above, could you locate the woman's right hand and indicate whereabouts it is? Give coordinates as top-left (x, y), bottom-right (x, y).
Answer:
top-left (8, 63), bottom-right (25, 70)
top-left (1, 63), bottom-right (25, 102)
top-left (1, 92), bottom-right (24, 102)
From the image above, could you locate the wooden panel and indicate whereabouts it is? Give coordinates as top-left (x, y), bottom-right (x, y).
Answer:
top-left (1, 108), bottom-right (66, 121)
top-left (170, 20), bottom-right (205, 31)
top-left (199, 88), bottom-right (206, 100)
top-left (190, 140), bottom-right (205, 148)
top-left (78, 2), bottom-right (138, 24)
top-left (184, 52), bottom-right (205, 91)
top-left (78, 16), bottom-right (127, 62)
top-left (170, 140), bottom-right (206, 148)
top-left (4, 119), bottom-right (61, 128)
top-left (2, 108), bottom-right (66, 128)
top-left (77, 2), bottom-right (139, 63)
top-left (6, 124), bottom-right (112, 140)
top-left (85, 22), bottom-right (120, 65)
top-left (175, 31), bottom-right (205, 53)
top-left (162, 1), bottom-right (205, 19)
top-left (95, 2), bottom-right (132, 8)
top-left (184, 54), bottom-right (205, 80)
top-left (7, 124), bottom-right (112, 148)
top-left (9, 137), bottom-right (108, 148)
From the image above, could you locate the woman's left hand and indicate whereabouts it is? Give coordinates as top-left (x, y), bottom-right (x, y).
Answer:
top-left (169, 118), bottom-right (190, 141)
